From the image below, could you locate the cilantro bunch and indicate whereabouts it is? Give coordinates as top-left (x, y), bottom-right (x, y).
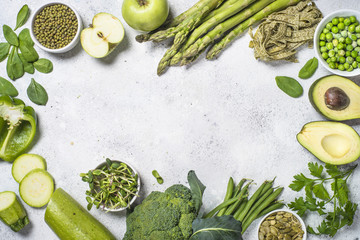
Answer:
top-left (288, 162), bottom-right (357, 237)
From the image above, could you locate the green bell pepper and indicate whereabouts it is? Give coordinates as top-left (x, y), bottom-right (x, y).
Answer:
top-left (0, 95), bottom-right (36, 162)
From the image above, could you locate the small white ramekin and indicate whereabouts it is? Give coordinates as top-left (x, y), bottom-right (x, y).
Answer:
top-left (314, 9), bottom-right (360, 77)
top-left (30, 2), bottom-right (82, 53)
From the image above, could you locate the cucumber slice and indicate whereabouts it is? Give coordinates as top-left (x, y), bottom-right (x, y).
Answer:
top-left (12, 154), bottom-right (47, 183)
top-left (0, 191), bottom-right (29, 232)
top-left (19, 169), bottom-right (54, 207)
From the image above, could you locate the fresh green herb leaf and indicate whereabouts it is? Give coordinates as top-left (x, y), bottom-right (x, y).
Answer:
top-left (0, 42), bottom-right (11, 62)
top-left (188, 170), bottom-right (206, 214)
top-left (275, 76), bottom-right (303, 98)
top-left (308, 162), bottom-right (323, 178)
top-left (27, 78), bottom-right (48, 105)
top-left (0, 76), bottom-right (18, 96)
top-left (33, 58), bottom-right (53, 73)
top-left (18, 28), bottom-right (34, 46)
top-left (325, 164), bottom-right (342, 178)
top-left (3, 25), bottom-right (19, 46)
top-left (19, 40), bottom-right (39, 63)
top-left (14, 5), bottom-right (30, 31)
top-left (6, 47), bottom-right (24, 80)
top-left (190, 215), bottom-right (243, 240)
top-left (288, 173), bottom-right (313, 192)
top-left (18, 53), bottom-right (34, 74)
top-left (313, 183), bottom-right (330, 200)
top-left (298, 57), bottom-right (318, 79)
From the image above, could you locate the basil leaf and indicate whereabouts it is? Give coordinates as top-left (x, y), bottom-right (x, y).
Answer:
top-left (0, 76), bottom-right (18, 97)
top-left (33, 58), bottom-right (53, 73)
top-left (18, 28), bottom-right (34, 46)
top-left (188, 170), bottom-right (206, 214)
top-left (0, 42), bottom-right (11, 62)
top-left (27, 78), bottom-right (48, 105)
top-left (3, 25), bottom-right (19, 47)
top-left (6, 47), bottom-right (24, 80)
top-left (190, 216), bottom-right (243, 240)
top-left (299, 57), bottom-right (318, 79)
top-left (14, 5), bottom-right (30, 31)
top-left (19, 53), bottom-right (34, 74)
top-left (275, 76), bottom-right (303, 98)
top-left (19, 40), bottom-right (39, 63)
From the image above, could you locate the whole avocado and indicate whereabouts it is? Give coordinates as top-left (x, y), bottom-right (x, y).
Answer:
top-left (123, 184), bottom-right (197, 240)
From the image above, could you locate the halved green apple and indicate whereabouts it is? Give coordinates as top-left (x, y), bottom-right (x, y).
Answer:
top-left (81, 13), bottom-right (124, 58)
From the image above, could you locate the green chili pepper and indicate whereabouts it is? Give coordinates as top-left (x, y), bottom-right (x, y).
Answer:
top-left (0, 95), bottom-right (37, 162)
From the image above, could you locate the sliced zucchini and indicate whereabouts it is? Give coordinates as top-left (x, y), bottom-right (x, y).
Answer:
top-left (12, 154), bottom-right (47, 183)
top-left (0, 191), bottom-right (29, 232)
top-left (19, 169), bottom-right (54, 208)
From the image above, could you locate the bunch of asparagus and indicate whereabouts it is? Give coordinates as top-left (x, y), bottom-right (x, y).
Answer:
top-left (204, 178), bottom-right (284, 234)
top-left (136, 0), bottom-right (303, 75)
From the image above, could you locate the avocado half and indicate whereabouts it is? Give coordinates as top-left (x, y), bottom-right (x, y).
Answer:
top-left (297, 121), bottom-right (360, 165)
top-left (309, 75), bottom-right (360, 121)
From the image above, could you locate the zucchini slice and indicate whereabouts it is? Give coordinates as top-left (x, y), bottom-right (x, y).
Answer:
top-left (19, 169), bottom-right (54, 207)
top-left (12, 154), bottom-right (47, 183)
top-left (0, 191), bottom-right (29, 232)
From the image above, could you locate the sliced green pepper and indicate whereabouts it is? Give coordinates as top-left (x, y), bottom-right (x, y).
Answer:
top-left (0, 95), bottom-right (36, 162)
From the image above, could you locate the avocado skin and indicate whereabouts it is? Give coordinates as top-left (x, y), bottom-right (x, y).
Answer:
top-left (308, 75), bottom-right (360, 121)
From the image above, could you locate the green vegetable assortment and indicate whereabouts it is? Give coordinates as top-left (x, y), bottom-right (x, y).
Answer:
top-left (319, 15), bottom-right (360, 71)
top-left (289, 162), bottom-right (357, 237)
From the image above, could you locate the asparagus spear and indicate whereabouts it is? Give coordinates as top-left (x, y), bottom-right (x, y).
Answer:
top-left (203, 0), bottom-right (243, 22)
top-left (182, 0), bottom-right (276, 59)
top-left (170, 0), bottom-right (257, 66)
top-left (207, 0), bottom-right (302, 59)
top-left (156, 0), bottom-right (225, 75)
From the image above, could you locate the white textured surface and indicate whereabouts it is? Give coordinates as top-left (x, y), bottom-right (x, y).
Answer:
top-left (1, 0), bottom-right (360, 239)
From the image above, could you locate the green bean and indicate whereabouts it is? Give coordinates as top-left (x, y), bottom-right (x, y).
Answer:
top-left (204, 196), bottom-right (238, 218)
top-left (257, 202), bottom-right (284, 217)
top-left (225, 181), bottom-right (251, 215)
top-left (233, 178), bottom-right (247, 197)
top-left (217, 177), bottom-right (234, 216)
top-left (240, 187), bottom-right (284, 233)
top-left (233, 198), bottom-right (248, 219)
top-left (242, 187), bottom-right (274, 223)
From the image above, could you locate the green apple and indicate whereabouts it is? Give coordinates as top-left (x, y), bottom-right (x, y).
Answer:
top-left (122, 0), bottom-right (169, 32)
top-left (80, 13), bottom-right (124, 58)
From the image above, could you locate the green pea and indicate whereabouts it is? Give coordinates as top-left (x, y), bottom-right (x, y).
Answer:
top-left (346, 45), bottom-right (354, 51)
top-left (329, 50), bottom-right (336, 57)
top-left (326, 42), bottom-right (333, 50)
top-left (326, 33), bottom-right (333, 41)
top-left (322, 52), bottom-right (329, 59)
top-left (350, 34), bottom-right (357, 41)
top-left (320, 33), bottom-right (326, 41)
top-left (326, 22), bottom-right (333, 29)
top-left (320, 46), bottom-right (328, 52)
top-left (347, 65), bottom-right (354, 71)
top-left (344, 62), bottom-right (350, 69)
top-left (346, 37), bottom-right (352, 44)
top-left (337, 43), bottom-right (344, 50)
top-left (330, 56), bottom-right (337, 62)
top-left (351, 50), bottom-right (358, 58)
top-left (334, 33), bottom-right (341, 39)
top-left (350, 16), bottom-right (357, 23)
top-left (355, 46), bottom-right (360, 52)
top-left (349, 24), bottom-right (356, 33)
top-left (357, 56), bottom-right (360, 62)
top-left (331, 26), bottom-right (339, 34)
top-left (338, 49), bottom-right (345, 56)
top-left (329, 62), bottom-right (336, 69)
top-left (338, 22), bottom-right (345, 30)
top-left (323, 28), bottom-right (330, 34)
top-left (344, 18), bottom-right (351, 26)
top-left (332, 39), bottom-right (339, 47)
top-left (356, 25), bottom-right (360, 33)
top-left (357, 39), bottom-right (360, 46)
top-left (339, 17), bottom-right (345, 22)
top-left (347, 56), bottom-right (354, 63)
top-left (319, 41), bottom-right (326, 46)
top-left (346, 51), bottom-right (351, 57)
top-left (332, 18), bottom-right (339, 25)
top-left (326, 58), bottom-right (331, 64)
top-left (340, 30), bottom-right (347, 37)
top-left (352, 61), bottom-right (358, 68)
top-left (334, 47), bottom-right (339, 53)
top-left (339, 37), bottom-right (345, 43)
top-left (339, 56), bottom-right (346, 63)
top-left (338, 64), bottom-right (345, 71)
top-left (356, 33), bottom-right (360, 38)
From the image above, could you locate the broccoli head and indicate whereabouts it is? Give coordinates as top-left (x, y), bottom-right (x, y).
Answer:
top-left (123, 184), bottom-right (197, 240)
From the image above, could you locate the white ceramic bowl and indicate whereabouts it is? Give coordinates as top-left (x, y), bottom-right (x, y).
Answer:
top-left (95, 160), bottom-right (141, 212)
top-left (30, 2), bottom-right (82, 53)
top-left (257, 209), bottom-right (307, 240)
top-left (314, 9), bottom-right (360, 77)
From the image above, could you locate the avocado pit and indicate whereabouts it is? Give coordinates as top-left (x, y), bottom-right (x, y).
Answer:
top-left (324, 87), bottom-right (350, 111)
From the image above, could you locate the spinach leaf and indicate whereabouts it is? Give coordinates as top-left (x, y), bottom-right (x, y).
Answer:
top-left (275, 76), bottom-right (303, 98)
top-left (190, 216), bottom-right (243, 240)
top-left (14, 5), bottom-right (30, 31)
top-left (33, 58), bottom-right (53, 73)
top-left (3, 25), bottom-right (19, 47)
top-left (188, 170), bottom-right (206, 214)
top-left (0, 76), bottom-right (18, 97)
top-left (27, 78), bottom-right (48, 105)
top-left (0, 42), bottom-right (11, 62)
top-left (19, 40), bottom-right (39, 63)
top-left (19, 53), bottom-right (34, 74)
top-left (6, 47), bottom-right (24, 80)
top-left (19, 28), bottom-right (34, 46)
top-left (299, 57), bottom-right (318, 79)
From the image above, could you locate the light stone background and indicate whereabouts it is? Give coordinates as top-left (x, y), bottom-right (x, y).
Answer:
top-left (1, 0), bottom-right (360, 239)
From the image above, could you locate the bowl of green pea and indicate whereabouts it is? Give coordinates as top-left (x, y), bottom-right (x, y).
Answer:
top-left (314, 10), bottom-right (360, 76)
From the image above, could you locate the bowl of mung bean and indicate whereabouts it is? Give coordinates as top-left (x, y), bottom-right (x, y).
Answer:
top-left (314, 10), bottom-right (360, 77)
top-left (257, 209), bottom-right (306, 240)
top-left (30, 2), bottom-right (82, 53)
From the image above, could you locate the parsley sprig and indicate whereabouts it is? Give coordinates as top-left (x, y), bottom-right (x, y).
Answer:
top-left (288, 162), bottom-right (357, 237)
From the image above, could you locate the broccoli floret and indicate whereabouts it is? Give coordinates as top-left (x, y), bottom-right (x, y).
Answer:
top-left (123, 184), bottom-right (197, 240)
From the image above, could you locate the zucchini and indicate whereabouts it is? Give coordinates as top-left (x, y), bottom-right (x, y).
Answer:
top-left (0, 191), bottom-right (29, 232)
top-left (12, 153), bottom-right (47, 183)
top-left (45, 188), bottom-right (116, 240)
top-left (19, 169), bottom-right (54, 207)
